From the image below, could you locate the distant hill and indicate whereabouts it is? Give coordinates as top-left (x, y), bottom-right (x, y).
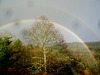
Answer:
top-left (66, 41), bottom-right (100, 53)
top-left (85, 41), bottom-right (100, 46)
top-left (67, 42), bottom-right (86, 50)
top-left (67, 41), bottom-right (100, 47)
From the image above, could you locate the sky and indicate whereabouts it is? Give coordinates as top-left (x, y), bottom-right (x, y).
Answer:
top-left (0, 0), bottom-right (100, 42)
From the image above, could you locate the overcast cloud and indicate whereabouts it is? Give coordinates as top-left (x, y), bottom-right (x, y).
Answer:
top-left (0, 0), bottom-right (100, 42)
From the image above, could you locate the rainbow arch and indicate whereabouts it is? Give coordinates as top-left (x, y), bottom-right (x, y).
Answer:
top-left (0, 19), bottom-right (97, 66)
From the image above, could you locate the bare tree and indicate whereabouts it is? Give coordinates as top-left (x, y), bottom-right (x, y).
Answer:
top-left (23, 16), bottom-right (66, 73)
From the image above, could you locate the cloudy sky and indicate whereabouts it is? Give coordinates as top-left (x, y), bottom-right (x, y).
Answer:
top-left (0, 0), bottom-right (100, 42)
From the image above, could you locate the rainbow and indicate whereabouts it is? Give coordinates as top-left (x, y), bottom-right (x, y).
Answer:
top-left (0, 19), bottom-right (98, 66)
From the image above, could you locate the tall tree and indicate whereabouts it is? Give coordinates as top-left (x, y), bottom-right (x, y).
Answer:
top-left (23, 16), bottom-right (67, 72)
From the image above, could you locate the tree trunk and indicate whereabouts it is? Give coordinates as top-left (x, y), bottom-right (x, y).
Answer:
top-left (43, 47), bottom-right (47, 72)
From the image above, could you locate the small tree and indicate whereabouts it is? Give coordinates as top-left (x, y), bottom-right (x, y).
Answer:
top-left (23, 16), bottom-right (67, 73)
top-left (0, 37), bottom-right (13, 68)
top-left (14, 39), bottom-right (22, 49)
